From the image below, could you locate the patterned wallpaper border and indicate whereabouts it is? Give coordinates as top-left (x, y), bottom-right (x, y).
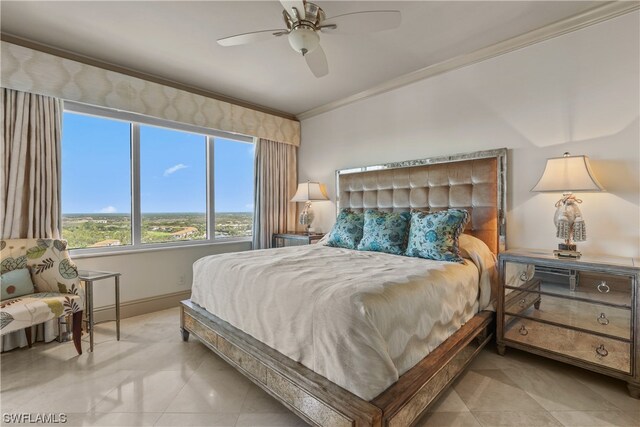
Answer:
top-left (0, 42), bottom-right (300, 146)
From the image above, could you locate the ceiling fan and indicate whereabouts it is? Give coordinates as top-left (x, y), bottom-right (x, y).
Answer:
top-left (217, 0), bottom-right (401, 78)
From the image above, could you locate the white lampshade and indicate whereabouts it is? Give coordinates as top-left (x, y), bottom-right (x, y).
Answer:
top-left (288, 26), bottom-right (319, 55)
top-left (291, 182), bottom-right (329, 202)
top-left (531, 153), bottom-right (604, 193)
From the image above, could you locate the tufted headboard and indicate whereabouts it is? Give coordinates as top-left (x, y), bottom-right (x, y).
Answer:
top-left (336, 149), bottom-right (507, 254)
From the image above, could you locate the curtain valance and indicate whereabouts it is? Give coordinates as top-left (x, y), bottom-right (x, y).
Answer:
top-left (1, 42), bottom-right (300, 147)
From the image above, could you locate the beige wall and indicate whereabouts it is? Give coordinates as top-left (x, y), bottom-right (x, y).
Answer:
top-left (72, 241), bottom-right (251, 311)
top-left (299, 12), bottom-right (639, 258)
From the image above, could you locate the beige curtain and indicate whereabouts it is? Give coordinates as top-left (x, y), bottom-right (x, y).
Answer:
top-left (253, 138), bottom-right (297, 249)
top-left (1, 88), bottom-right (63, 351)
top-left (1, 88), bottom-right (62, 239)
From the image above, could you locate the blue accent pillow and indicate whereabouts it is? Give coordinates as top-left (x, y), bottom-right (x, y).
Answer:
top-left (1, 268), bottom-right (35, 301)
top-left (326, 209), bottom-right (365, 249)
top-left (357, 210), bottom-right (411, 255)
top-left (405, 209), bottom-right (470, 263)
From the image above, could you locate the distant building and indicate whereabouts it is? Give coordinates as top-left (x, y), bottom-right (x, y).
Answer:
top-left (89, 239), bottom-right (121, 247)
top-left (172, 227), bottom-right (197, 239)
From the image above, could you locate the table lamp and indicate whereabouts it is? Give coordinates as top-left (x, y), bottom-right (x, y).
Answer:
top-left (291, 181), bottom-right (329, 233)
top-left (531, 152), bottom-right (604, 257)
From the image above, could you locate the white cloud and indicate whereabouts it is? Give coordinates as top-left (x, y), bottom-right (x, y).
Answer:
top-left (100, 206), bottom-right (117, 213)
top-left (164, 163), bottom-right (188, 177)
top-left (245, 203), bottom-right (254, 210)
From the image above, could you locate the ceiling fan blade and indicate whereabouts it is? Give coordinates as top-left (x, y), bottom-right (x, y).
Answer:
top-left (217, 29), bottom-right (287, 47)
top-left (280, 0), bottom-right (306, 20)
top-left (305, 45), bottom-right (328, 78)
top-left (321, 10), bottom-right (401, 34)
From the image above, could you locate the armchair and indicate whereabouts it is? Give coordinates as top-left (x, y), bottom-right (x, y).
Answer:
top-left (0, 238), bottom-right (84, 354)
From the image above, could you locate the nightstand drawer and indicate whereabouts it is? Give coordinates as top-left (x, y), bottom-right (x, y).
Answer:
top-left (504, 292), bottom-right (631, 340)
top-left (504, 262), bottom-right (633, 308)
top-left (504, 285), bottom-right (541, 314)
top-left (578, 271), bottom-right (632, 307)
top-left (504, 316), bottom-right (631, 374)
top-left (272, 232), bottom-right (325, 248)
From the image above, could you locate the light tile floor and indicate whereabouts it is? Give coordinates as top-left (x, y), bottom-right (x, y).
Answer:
top-left (1, 308), bottom-right (638, 426)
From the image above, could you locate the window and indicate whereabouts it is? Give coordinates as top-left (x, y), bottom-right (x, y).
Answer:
top-left (140, 125), bottom-right (207, 244)
top-left (61, 113), bottom-right (132, 249)
top-left (214, 138), bottom-right (255, 238)
top-left (61, 103), bottom-right (254, 251)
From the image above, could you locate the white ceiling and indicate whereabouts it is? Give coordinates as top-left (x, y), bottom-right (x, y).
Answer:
top-left (1, 1), bottom-right (605, 117)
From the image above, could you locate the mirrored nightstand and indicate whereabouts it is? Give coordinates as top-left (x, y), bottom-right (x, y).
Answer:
top-left (272, 232), bottom-right (325, 248)
top-left (497, 249), bottom-right (640, 398)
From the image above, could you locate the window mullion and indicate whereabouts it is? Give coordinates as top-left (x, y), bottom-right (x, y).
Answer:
top-left (207, 136), bottom-right (215, 240)
top-left (131, 123), bottom-right (142, 246)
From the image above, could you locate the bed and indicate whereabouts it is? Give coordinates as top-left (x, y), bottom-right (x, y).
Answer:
top-left (180, 148), bottom-right (507, 427)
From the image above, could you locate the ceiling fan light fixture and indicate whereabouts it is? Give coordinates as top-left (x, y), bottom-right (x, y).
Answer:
top-left (218, 1), bottom-right (401, 78)
top-left (288, 26), bottom-right (319, 55)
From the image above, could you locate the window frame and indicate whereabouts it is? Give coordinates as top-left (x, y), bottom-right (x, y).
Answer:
top-left (63, 101), bottom-right (254, 256)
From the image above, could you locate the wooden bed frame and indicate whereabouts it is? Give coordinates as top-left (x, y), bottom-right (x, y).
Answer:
top-left (180, 148), bottom-right (507, 427)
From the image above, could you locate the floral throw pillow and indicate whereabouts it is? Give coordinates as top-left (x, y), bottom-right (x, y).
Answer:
top-left (357, 210), bottom-right (411, 255)
top-left (405, 209), bottom-right (470, 263)
top-left (326, 209), bottom-right (365, 249)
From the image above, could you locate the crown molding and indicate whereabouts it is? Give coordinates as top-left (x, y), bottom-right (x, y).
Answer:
top-left (0, 33), bottom-right (298, 122)
top-left (296, 1), bottom-right (640, 121)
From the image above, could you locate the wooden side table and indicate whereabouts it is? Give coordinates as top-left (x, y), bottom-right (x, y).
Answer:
top-left (78, 270), bottom-right (121, 352)
top-left (272, 232), bottom-right (325, 248)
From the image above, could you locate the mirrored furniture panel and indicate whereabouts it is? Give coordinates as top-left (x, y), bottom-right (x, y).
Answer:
top-left (498, 249), bottom-right (640, 398)
top-left (272, 232), bottom-right (324, 248)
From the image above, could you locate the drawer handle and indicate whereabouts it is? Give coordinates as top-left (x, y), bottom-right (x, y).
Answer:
top-left (519, 325), bottom-right (528, 336)
top-left (597, 313), bottom-right (610, 326)
top-left (519, 298), bottom-right (526, 307)
top-left (595, 344), bottom-right (609, 357)
top-left (519, 271), bottom-right (533, 281)
top-left (597, 281), bottom-right (610, 293)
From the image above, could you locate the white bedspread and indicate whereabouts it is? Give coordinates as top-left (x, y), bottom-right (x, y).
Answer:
top-left (191, 238), bottom-right (495, 400)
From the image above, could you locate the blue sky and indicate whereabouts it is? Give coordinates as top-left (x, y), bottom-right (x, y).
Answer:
top-left (61, 112), bottom-right (254, 214)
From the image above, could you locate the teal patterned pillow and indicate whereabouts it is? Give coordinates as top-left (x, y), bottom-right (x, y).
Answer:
top-left (1, 268), bottom-right (35, 301)
top-left (357, 210), bottom-right (411, 255)
top-left (405, 209), bottom-right (470, 263)
top-left (326, 209), bottom-right (365, 249)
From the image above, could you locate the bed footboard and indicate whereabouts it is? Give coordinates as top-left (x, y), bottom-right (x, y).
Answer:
top-left (372, 311), bottom-right (493, 426)
top-left (180, 300), bottom-right (493, 427)
top-left (181, 300), bottom-right (382, 427)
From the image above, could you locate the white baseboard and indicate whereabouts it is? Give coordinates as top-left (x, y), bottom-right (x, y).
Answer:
top-left (93, 290), bottom-right (191, 323)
